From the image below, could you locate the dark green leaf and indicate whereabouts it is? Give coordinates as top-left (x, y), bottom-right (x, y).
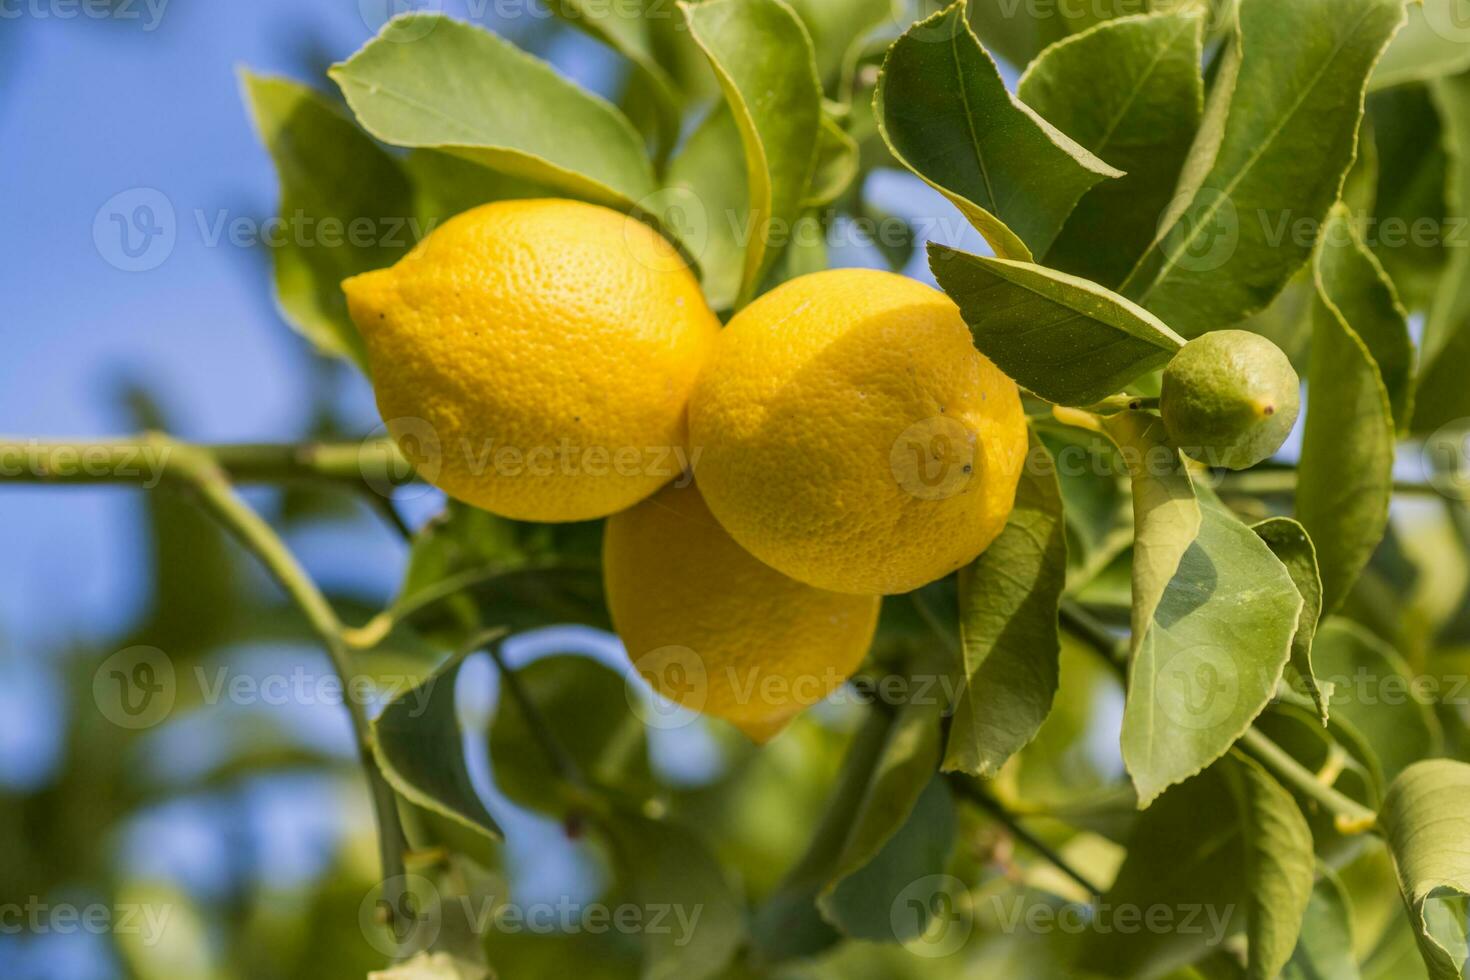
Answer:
top-left (330, 15), bottom-right (656, 210)
top-left (1229, 753), bottom-right (1316, 980)
top-left (1253, 517), bottom-right (1329, 725)
top-left (943, 431), bottom-right (1066, 777)
top-left (1299, 206), bottom-right (1398, 615)
top-left (1120, 0), bottom-right (1408, 337)
top-left (875, 0), bottom-right (1121, 261)
top-left (373, 647), bottom-right (504, 841)
top-left (1369, 83), bottom-right (1452, 314)
top-left (488, 655), bottom-right (652, 816)
top-left (929, 246), bottom-right (1184, 406)
top-left (1379, 759), bottom-right (1470, 980)
top-left (1283, 869), bottom-right (1362, 980)
top-left (682, 0), bottom-right (823, 306)
top-left (1018, 9), bottom-right (1205, 288)
top-left (241, 72), bottom-right (414, 371)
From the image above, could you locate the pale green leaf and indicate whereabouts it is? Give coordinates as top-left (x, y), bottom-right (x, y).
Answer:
top-left (601, 807), bottom-right (746, 980)
top-left (241, 71), bottom-right (413, 372)
top-left (1299, 207), bottom-right (1398, 615)
top-left (1252, 517), bottom-right (1328, 725)
top-left (1372, 0), bottom-right (1470, 92)
top-left (1121, 0), bottom-right (1409, 337)
top-left (681, 0), bottom-right (823, 306)
top-left (330, 15), bottom-right (656, 210)
top-left (929, 247), bottom-right (1184, 406)
top-left (804, 114), bottom-right (860, 207)
top-left (1019, 9), bottom-right (1206, 288)
top-left (875, 0), bottom-right (1122, 262)
top-left (784, 0), bottom-right (897, 90)
top-left (943, 431), bottom-right (1066, 777)
top-left (659, 104), bottom-right (748, 311)
top-left (373, 645), bottom-right (505, 841)
top-left (1379, 759), bottom-right (1470, 980)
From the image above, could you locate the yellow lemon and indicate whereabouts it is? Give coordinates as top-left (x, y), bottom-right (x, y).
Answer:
top-left (604, 481), bottom-right (881, 742)
top-left (688, 268), bottom-right (1027, 595)
top-left (343, 199), bottom-right (720, 522)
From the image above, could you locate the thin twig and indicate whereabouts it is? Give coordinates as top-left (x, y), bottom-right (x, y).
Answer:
top-left (948, 775), bottom-right (1104, 898)
top-left (1236, 728), bottom-right (1377, 834)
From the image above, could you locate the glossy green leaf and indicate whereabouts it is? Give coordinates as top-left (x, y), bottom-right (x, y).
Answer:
top-left (330, 15), bottom-right (655, 210)
top-left (601, 807), bottom-right (746, 980)
top-left (373, 646), bottom-right (505, 841)
top-left (1283, 869), bottom-right (1362, 980)
top-left (1299, 207), bottom-right (1398, 616)
top-left (1372, 0), bottom-right (1470, 92)
top-left (1018, 9), bottom-right (1205, 288)
top-left (1413, 72), bottom-right (1470, 433)
top-left (241, 72), bottom-right (414, 372)
top-left (1316, 203), bottom-right (1416, 428)
top-left (1102, 414), bottom-right (1301, 804)
top-left (1311, 619), bottom-right (1442, 785)
top-left (943, 432), bottom-right (1066, 777)
top-left (1230, 753), bottom-right (1316, 980)
top-left (875, 0), bottom-right (1121, 262)
top-left (1253, 517), bottom-right (1329, 725)
top-left (1120, 0), bottom-right (1408, 337)
top-left (682, 0), bottom-right (823, 306)
top-left (928, 246), bottom-right (1184, 406)
top-left (820, 776), bottom-right (956, 942)
top-left (1379, 759), bottom-right (1470, 980)
top-left (488, 654), bottom-right (652, 817)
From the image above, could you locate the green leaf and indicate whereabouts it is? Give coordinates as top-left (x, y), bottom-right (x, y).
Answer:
top-left (1372, 0), bottom-right (1470, 92)
top-left (1311, 619), bottom-right (1442, 785)
top-left (1369, 83), bottom-right (1452, 314)
top-left (784, 0), bottom-right (897, 91)
top-left (373, 645), bottom-right (505, 841)
top-left (1120, 0), bottom-right (1409, 337)
top-left (659, 104), bottom-right (748, 312)
top-left (1413, 72), bottom-right (1470, 433)
top-left (681, 0), bottom-right (823, 306)
top-left (820, 776), bottom-right (956, 942)
top-left (942, 431), bottom-right (1066, 777)
top-left (1253, 517), bottom-right (1329, 725)
top-left (241, 71), bottom-right (413, 372)
top-left (1018, 9), bottom-right (1206, 288)
top-left (1379, 759), bottom-right (1470, 980)
top-left (804, 114), bottom-right (860, 207)
top-left (928, 246), bottom-right (1184, 406)
top-left (752, 692), bottom-right (944, 960)
top-left (402, 149), bottom-right (548, 228)
top-left (1229, 753), bottom-right (1316, 980)
top-left (330, 15), bottom-right (656, 210)
top-left (488, 655), bottom-right (652, 817)
top-left (1283, 869), bottom-right (1362, 980)
top-left (1299, 207), bottom-right (1398, 616)
top-left (545, 0), bottom-right (683, 159)
top-left (875, 0), bottom-right (1122, 262)
top-left (1102, 414), bottom-right (1302, 804)
top-left (601, 807), bottom-right (746, 980)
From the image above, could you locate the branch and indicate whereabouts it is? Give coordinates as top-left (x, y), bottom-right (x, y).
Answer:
top-left (948, 775), bottom-right (1104, 898)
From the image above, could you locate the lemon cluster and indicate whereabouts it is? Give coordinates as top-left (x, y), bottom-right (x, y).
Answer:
top-left (345, 200), bottom-right (1027, 740)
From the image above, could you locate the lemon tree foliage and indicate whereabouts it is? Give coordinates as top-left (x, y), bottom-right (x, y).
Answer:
top-left (25, 0), bottom-right (1470, 976)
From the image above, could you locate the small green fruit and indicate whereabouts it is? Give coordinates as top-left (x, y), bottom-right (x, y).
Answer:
top-left (1160, 330), bottom-right (1300, 470)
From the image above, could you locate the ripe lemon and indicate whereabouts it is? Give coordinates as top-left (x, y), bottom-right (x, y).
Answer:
top-left (1160, 329), bottom-right (1300, 470)
top-left (604, 481), bottom-right (881, 742)
top-left (688, 268), bottom-right (1027, 595)
top-left (342, 199), bottom-right (720, 522)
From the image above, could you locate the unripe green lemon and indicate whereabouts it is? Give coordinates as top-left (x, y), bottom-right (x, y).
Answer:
top-left (1160, 330), bottom-right (1300, 470)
